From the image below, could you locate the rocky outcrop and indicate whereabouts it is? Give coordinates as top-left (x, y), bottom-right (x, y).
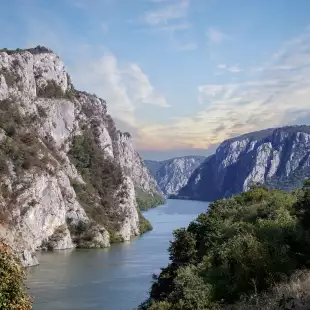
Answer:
top-left (145, 156), bottom-right (206, 196)
top-left (178, 126), bottom-right (310, 201)
top-left (0, 46), bottom-right (161, 265)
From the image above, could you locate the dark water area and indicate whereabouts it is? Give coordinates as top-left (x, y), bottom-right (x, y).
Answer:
top-left (26, 199), bottom-right (209, 310)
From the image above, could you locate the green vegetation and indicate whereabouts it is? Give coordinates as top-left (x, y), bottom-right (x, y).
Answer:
top-left (68, 129), bottom-right (128, 239)
top-left (0, 99), bottom-right (64, 224)
top-left (138, 209), bottom-right (153, 234)
top-left (136, 188), bottom-right (165, 211)
top-left (0, 240), bottom-right (32, 310)
top-left (37, 80), bottom-right (65, 98)
top-left (140, 183), bottom-right (310, 309)
top-left (0, 100), bottom-right (57, 174)
top-left (266, 167), bottom-right (310, 192)
top-left (69, 129), bottom-right (156, 240)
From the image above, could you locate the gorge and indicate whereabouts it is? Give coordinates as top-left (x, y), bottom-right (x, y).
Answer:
top-left (0, 46), bottom-right (163, 267)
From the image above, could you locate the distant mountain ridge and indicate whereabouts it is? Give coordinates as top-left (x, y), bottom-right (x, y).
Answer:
top-left (145, 156), bottom-right (206, 196)
top-left (178, 125), bottom-right (310, 201)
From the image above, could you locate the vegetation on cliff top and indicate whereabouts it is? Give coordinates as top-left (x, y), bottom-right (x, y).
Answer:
top-left (0, 240), bottom-right (32, 310)
top-left (140, 182), bottom-right (310, 309)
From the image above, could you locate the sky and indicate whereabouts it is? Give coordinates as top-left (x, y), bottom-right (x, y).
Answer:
top-left (1, 0), bottom-right (310, 160)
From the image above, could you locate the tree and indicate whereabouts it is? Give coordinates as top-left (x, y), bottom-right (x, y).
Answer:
top-left (0, 240), bottom-right (32, 309)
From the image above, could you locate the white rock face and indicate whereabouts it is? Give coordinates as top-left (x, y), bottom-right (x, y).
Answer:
top-left (179, 127), bottom-right (310, 201)
top-left (145, 156), bottom-right (206, 196)
top-left (0, 47), bottom-right (161, 265)
top-left (115, 176), bottom-right (140, 240)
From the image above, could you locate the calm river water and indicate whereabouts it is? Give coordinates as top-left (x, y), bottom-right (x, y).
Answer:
top-left (26, 199), bottom-right (209, 310)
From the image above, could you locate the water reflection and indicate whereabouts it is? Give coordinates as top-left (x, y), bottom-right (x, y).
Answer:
top-left (26, 199), bottom-right (208, 310)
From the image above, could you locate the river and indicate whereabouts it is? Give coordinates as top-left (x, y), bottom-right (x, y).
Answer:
top-left (26, 199), bottom-right (209, 310)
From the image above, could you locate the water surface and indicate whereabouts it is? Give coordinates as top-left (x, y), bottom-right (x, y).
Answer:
top-left (26, 199), bottom-right (208, 310)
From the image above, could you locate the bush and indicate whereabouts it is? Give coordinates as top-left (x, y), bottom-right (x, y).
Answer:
top-left (138, 209), bottom-right (153, 234)
top-left (37, 80), bottom-right (65, 98)
top-left (141, 186), bottom-right (310, 309)
top-left (0, 240), bottom-right (32, 309)
top-left (227, 270), bottom-right (310, 309)
top-left (69, 129), bottom-right (126, 237)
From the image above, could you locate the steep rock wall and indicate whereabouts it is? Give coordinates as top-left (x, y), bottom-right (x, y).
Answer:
top-left (178, 126), bottom-right (310, 201)
top-left (0, 46), bottom-right (160, 265)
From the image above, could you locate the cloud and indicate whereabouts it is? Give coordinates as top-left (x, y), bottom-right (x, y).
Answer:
top-left (176, 41), bottom-right (197, 51)
top-left (157, 22), bottom-right (191, 33)
top-left (125, 63), bottom-right (170, 108)
top-left (101, 22), bottom-right (108, 34)
top-left (13, 1), bottom-right (310, 153)
top-left (135, 27), bottom-right (310, 150)
top-left (72, 52), bottom-right (170, 127)
top-left (206, 27), bottom-right (228, 45)
top-left (144, 0), bottom-right (189, 26)
top-left (216, 63), bottom-right (242, 73)
top-left (206, 27), bottom-right (231, 61)
top-left (142, 0), bottom-right (195, 52)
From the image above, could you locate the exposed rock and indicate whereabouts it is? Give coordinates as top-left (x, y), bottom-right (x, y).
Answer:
top-left (145, 156), bottom-right (206, 196)
top-left (0, 46), bottom-right (161, 265)
top-left (178, 126), bottom-right (310, 201)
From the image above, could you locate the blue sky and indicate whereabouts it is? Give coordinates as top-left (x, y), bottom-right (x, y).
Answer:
top-left (2, 0), bottom-right (310, 160)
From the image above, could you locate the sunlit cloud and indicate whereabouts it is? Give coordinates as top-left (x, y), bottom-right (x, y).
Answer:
top-left (135, 28), bottom-right (310, 150)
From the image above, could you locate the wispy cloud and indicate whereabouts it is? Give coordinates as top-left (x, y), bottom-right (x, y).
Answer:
top-left (135, 27), bottom-right (310, 150)
top-left (144, 0), bottom-right (189, 26)
top-left (175, 41), bottom-right (197, 51)
top-left (216, 63), bottom-right (242, 73)
top-left (206, 27), bottom-right (228, 45)
top-left (101, 22), bottom-right (109, 34)
top-left (142, 0), bottom-right (196, 52)
top-left (72, 52), bottom-right (170, 127)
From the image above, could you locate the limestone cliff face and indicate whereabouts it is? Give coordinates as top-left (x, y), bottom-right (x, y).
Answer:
top-left (0, 46), bottom-right (160, 265)
top-left (178, 126), bottom-right (310, 201)
top-left (145, 156), bottom-right (206, 196)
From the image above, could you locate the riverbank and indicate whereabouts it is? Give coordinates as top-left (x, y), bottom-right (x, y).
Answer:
top-left (26, 199), bottom-right (208, 310)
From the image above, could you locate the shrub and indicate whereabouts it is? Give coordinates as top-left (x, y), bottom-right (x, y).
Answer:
top-left (138, 209), bottom-right (153, 234)
top-left (0, 240), bottom-right (32, 309)
top-left (69, 129), bottom-right (126, 236)
top-left (37, 80), bottom-right (64, 98)
top-left (226, 270), bottom-right (310, 310)
top-left (37, 106), bottom-right (48, 118)
top-left (141, 186), bottom-right (310, 309)
top-left (0, 100), bottom-right (58, 180)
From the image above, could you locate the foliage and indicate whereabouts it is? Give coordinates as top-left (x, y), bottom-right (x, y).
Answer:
top-left (37, 80), bottom-right (65, 98)
top-left (0, 100), bottom-right (55, 175)
top-left (141, 185), bottom-right (310, 309)
top-left (136, 188), bottom-right (165, 211)
top-left (0, 240), bottom-right (32, 309)
top-left (68, 129), bottom-right (126, 238)
top-left (0, 100), bottom-right (60, 222)
top-left (266, 166), bottom-right (310, 192)
top-left (138, 209), bottom-right (153, 234)
top-left (227, 270), bottom-right (310, 309)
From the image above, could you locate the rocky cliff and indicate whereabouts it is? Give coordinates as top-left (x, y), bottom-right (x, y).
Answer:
top-left (145, 156), bottom-right (206, 196)
top-left (0, 46), bottom-right (162, 266)
top-left (178, 126), bottom-right (310, 201)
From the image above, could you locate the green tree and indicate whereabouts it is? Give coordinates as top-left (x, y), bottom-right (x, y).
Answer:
top-left (0, 241), bottom-right (32, 309)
